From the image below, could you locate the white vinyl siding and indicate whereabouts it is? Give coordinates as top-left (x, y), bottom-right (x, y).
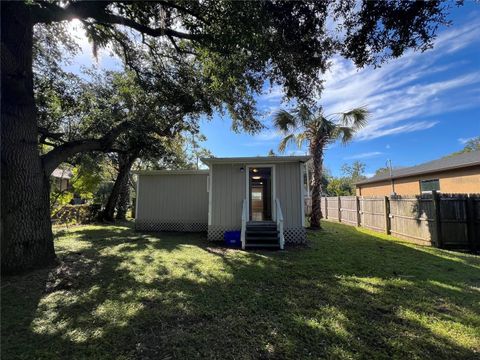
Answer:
top-left (210, 164), bottom-right (246, 228)
top-left (275, 162), bottom-right (302, 228)
top-left (137, 173), bottom-right (208, 223)
top-left (210, 161), bottom-right (303, 229)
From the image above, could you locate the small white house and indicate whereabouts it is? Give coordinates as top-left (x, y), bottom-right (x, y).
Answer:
top-left (135, 156), bottom-right (310, 248)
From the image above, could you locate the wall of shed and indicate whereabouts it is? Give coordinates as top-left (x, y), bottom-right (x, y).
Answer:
top-left (356, 166), bottom-right (480, 196)
top-left (136, 174), bottom-right (208, 231)
top-left (208, 161), bottom-right (305, 243)
top-left (210, 163), bottom-right (245, 229)
top-left (275, 162), bottom-right (303, 228)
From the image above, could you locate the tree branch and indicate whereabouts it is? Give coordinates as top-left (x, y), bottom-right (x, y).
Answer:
top-left (42, 121), bottom-right (131, 176)
top-left (38, 126), bottom-right (65, 145)
top-left (31, 1), bottom-right (202, 41)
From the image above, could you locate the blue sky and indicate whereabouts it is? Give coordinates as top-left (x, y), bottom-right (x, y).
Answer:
top-left (67, 4), bottom-right (479, 177)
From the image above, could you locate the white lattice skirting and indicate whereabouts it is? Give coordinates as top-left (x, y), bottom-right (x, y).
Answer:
top-left (207, 225), bottom-right (306, 244)
top-left (135, 220), bottom-right (207, 232)
top-left (207, 226), bottom-right (240, 242)
top-left (284, 227), bottom-right (307, 244)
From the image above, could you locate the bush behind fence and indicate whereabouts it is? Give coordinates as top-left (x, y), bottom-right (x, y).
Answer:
top-left (316, 192), bottom-right (480, 251)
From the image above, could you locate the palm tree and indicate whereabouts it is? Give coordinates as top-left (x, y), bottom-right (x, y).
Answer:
top-left (273, 105), bottom-right (369, 229)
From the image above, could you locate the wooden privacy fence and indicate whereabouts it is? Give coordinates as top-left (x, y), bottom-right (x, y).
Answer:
top-left (319, 192), bottom-right (480, 250)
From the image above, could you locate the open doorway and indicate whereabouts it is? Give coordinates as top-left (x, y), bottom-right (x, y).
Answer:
top-left (249, 167), bottom-right (272, 221)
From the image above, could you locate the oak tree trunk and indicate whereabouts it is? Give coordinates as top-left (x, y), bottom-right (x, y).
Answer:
top-left (1, 3), bottom-right (56, 274)
top-left (116, 174), bottom-right (131, 221)
top-left (101, 154), bottom-right (136, 222)
top-left (309, 141), bottom-right (324, 229)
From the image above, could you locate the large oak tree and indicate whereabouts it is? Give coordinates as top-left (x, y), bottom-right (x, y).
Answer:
top-left (1, 1), bottom-right (455, 273)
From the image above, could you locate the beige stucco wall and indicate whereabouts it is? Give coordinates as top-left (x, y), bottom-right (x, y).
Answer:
top-left (210, 161), bottom-right (304, 229)
top-left (136, 173), bottom-right (208, 223)
top-left (356, 166), bottom-right (480, 196)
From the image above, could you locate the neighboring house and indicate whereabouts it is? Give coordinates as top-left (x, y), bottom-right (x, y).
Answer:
top-left (356, 150), bottom-right (480, 196)
top-left (134, 156), bottom-right (310, 249)
top-left (51, 168), bottom-right (73, 192)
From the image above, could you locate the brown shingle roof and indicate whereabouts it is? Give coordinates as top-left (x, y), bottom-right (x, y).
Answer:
top-left (356, 150), bottom-right (480, 185)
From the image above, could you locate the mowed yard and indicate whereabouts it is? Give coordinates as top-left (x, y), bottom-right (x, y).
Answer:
top-left (2, 222), bottom-right (479, 359)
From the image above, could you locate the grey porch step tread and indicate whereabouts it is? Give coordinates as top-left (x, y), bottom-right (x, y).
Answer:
top-left (246, 236), bottom-right (279, 241)
top-left (246, 230), bottom-right (279, 234)
top-left (247, 221), bottom-right (276, 226)
top-left (245, 243), bottom-right (280, 248)
top-left (246, 226), bottom-right (277, 230)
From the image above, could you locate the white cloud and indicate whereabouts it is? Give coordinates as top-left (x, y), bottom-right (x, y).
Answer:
top-left (259, 20), bottom-right (480, 142)
top-left (357, 121), bottom-right (439, 141)
top-left (458, 136), bottom-right (475, 144)
top-left (254, 129), bottom-right (282, 141)
top-left (288, 149), bottom-right (308, 156)
top-left (320, 20), bottom-right (480, 141)
top-left (344, 151), bottom-right (383, 160)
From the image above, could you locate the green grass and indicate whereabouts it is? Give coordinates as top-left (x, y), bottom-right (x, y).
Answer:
top-left (2, 222), bottom-right (479, 359)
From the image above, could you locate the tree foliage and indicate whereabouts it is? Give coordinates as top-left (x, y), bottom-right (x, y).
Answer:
top-left (1, 0), bottom-right (461, 273)
top-left (273, 105), bottom-right (369, 228)
top-left (450, 136), bottom-right (480, 156)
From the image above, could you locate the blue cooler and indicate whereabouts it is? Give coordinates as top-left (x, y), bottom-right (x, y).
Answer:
top-left (224, 231), bottom-right (241, 247)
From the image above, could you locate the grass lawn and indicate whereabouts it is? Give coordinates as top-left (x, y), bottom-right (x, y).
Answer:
top-left (2, 221), bottom-right (479, 359)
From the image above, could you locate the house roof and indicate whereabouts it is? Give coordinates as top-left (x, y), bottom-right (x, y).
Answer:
top-left (133, 169), bottom-right (209, 175)
top-left (356, 150), bottom-right (480, 185)
top-left (200, 155), bottom-right (311, 165)
top-left (51, 168), bottom-right (73, 179)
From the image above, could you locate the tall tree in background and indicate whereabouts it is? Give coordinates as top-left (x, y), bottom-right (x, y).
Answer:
top-left (450, 136), bottom-right (480, 156)
top-left (2, 1), bottom-right (455, 273)
top-left (274, 106), bottom-right (369, 229)
top-left (326, 161), bottom-right (366, 196)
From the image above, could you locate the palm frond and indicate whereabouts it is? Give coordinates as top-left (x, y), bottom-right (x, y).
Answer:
top-left (293, 104), bottom-right (313, 126)
top-left (278, 133), bottom-right (296, 153)
top-left (340, 107), bottom-right (369, 130)
top-left (295, 132), bottom-right (308, 149)
top-left (273, 110), bottom-right (297, 133)
top-left (335, 126), bottom-right (354, 145)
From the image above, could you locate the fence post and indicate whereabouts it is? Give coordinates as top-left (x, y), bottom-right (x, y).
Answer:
top-left (432, 190), bottom-right (443, 248)
top-left (384, 196), bottom-right (390, 234)
top-left (324, 196), bottom-right (328, 219)
top-left (356, 196), bottom-right (361, 227)
top-left (338, 196), bottom-right (341, 222)
top-left (466, 195), bottom-right (476, 252)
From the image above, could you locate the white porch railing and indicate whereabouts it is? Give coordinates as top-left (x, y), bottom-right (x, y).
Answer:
top-left (241, 198), bottom-right (247, 250)
top-left (275, 198), bottom-right (285, 250)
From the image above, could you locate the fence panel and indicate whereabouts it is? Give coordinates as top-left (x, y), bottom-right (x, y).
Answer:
top-left (319, 197), bottom-right (326, 218)
top-left (319, 193), bottom-right (478, 251)
top-left (389, 197), bottom-right (435, 245)
top-left (305, 197), bottom-right (312, 217)
top-left (326, 197), bottom-right (339, 221)
top-left (340, 196), bottom-right (358, 225)
top-left (472, 198), bottom-right (480, 250)
top-left (440, 196), bottom-right (468, 247)
top-left (359, 197), bottom-right (386, 232)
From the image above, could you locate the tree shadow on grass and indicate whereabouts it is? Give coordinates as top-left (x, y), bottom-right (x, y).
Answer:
top-left (2, 222), bottom-right (479, 359)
